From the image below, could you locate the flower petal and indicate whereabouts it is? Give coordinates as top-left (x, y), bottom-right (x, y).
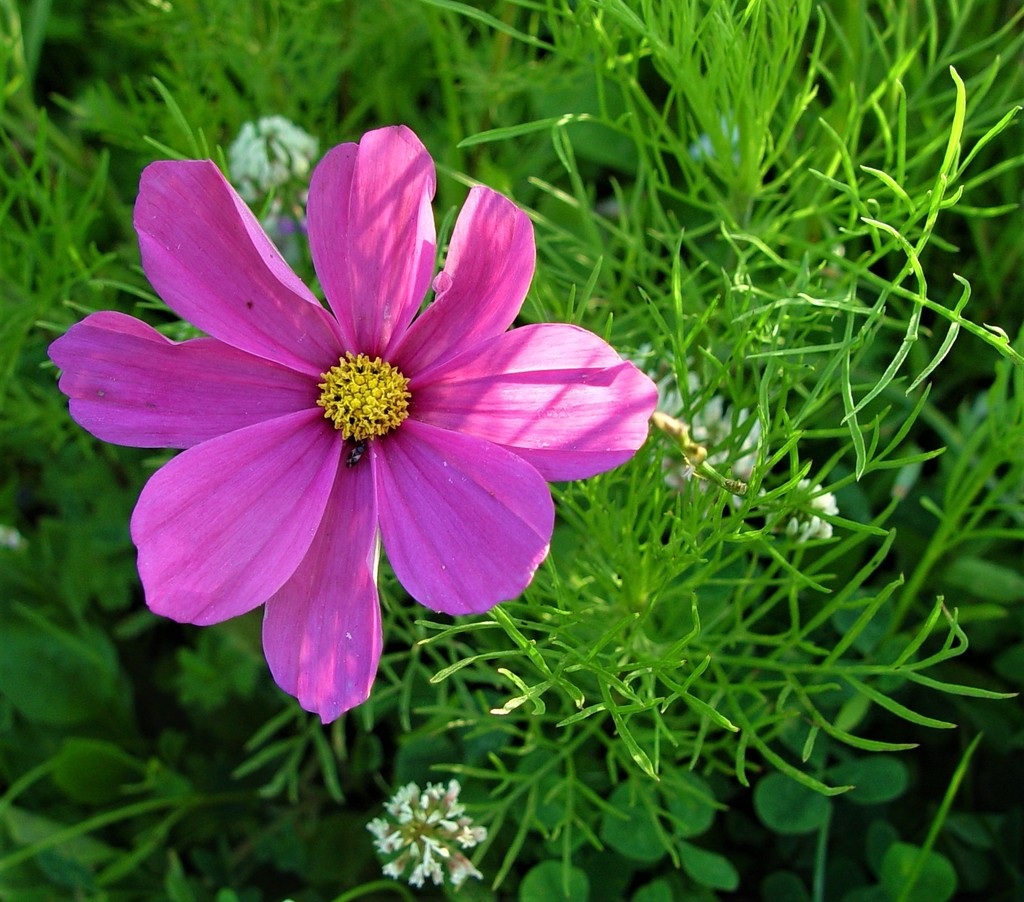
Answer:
top-left (376, 420), bottom-right (553, 615)
top-left (391, 185), bottom-right (534, 372)
top-left (307, 126), bottom-right (436, 355)
top-left (49, 311), bottom-right (316, 448)
top-left (135, 160), bottom-right (342, 376)
top-left (410, 324), bottom-right (657, 480)
top-left (262, 462), bottom-right (381, 722)
top-left (131, 410), bottom-right (341, 625)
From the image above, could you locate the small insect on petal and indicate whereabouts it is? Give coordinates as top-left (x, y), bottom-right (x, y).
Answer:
top-left (347, 440), bottom-right (368, 468)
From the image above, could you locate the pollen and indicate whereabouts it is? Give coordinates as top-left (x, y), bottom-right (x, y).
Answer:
top-left (317, 352), bottom-right (411, 441)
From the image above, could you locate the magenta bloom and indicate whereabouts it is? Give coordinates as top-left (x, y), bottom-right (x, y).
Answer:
top-left (49, 126), bottom-right (656, 721)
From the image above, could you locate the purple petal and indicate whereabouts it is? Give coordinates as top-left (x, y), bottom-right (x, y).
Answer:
top-left (135, 160), bottom-right (343, 376)
top-left (262, 462), bottom-right (381, 722)
top-left (410, 324), bottom-right (657, 480)
top-left (376, 421), bottom-right (553, 615)
top-left (49, 311), bottom-right (316, 448)
top-left (131, 410), bottom-right (341, 625)
top-left (307, 126), bottom-right (436, 355)
top-left (391, 186), bottom-right (534, 372)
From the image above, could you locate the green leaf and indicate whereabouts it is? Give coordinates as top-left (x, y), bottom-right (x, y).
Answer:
top-left (760, 871), bottom-right (810, 902)
top-left (666, 771), bottom-right (717, 839)
top-left (879, 842), bottom-right (957, 902)
top-left (163, 851), bottom-right (198, 902)
top-left (943, 556), bottom-right (1024, 603)
top-left (843, 676), bottom-right (956, 729)
top-left (174, 628), bottom-right (260, 713)
top-left (631, 878), bottom-right (674, 902)
top-left (0, 612), bottom-right (120, 726)
top-left (1, 805), bottom-right (114, 868)
top-left (678, 841), bottom-right (739, 891)
top-left (903, 670), bottom-right (1016, 699)
top-left (35, 848), bottom-right (95, 894)
top-left (52, 739), bottom-right (145, 804)
top-left (944, 813), bottom-right (997, 851)
top-left (809, 709), bottom-right (918, 752)
top-left (600, 682), bottom-right (657, 778)
top-left (993, 643), bottom-right (1024, 687)
top-left (842, 888), bottom-right (889, 902)
top-left (753, 772), bottom-right (831, 835)
top-left (828, 756), bottom-right (909, 805)
top-left (599, 783), bottom-right (666, 864)
top-left (519, 860), bottom-right (589, 902)
top-left (394, 733), bottom-right (457, 785)
top-left (530, 72), bottom-right (638, 171)
top-left (832, 603), bottom-right (889, 655)
top-left (866, 819), bottom-right (902, 876)
top-left (418, 0), bottom-right (552, 51)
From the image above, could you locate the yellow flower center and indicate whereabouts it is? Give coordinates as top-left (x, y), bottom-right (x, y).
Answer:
top-left (317, 352), bottom-right (411, 441)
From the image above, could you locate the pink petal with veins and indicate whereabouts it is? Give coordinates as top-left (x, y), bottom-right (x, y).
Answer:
top-left (376, 420), bottom-right (553, 616)
top-left (392, 185), bottom-right (534, 373)
top-left (307, 126), bottom-right (436, 355)
top-left (131, 410), bottom-right (340, 625)
top-left (135, 160), bottom-right (342, 376)
top-left (50, 311), bottom-right (315, 448)
top-left (411, 323), bottom-right (657, 480)
top-left (263, 461), bottom-right (381, 722)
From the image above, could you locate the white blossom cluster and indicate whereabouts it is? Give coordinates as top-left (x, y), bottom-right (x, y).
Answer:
top-left (637, 348), bottom-right (841, 541)
top-left (636, 346), bottom-right (760, 489)
top-left (673, 382), bottom-right (760, 489)
top-left (785, 479), bottom-right (839, 543)
top-left (227, 115), bottom-right (319, 202)
top-left (367, 779), bottom-right (486, 890)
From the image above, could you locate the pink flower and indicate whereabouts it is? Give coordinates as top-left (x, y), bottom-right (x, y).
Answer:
top-left (48, 125), bottom-right (657, 721)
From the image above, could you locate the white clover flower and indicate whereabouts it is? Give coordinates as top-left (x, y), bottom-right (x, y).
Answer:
top-left (784, 479), bottom-right (839, 543)
top-left (687, 394), bottom-right (760, 483)
top-left (227, 116), bottom-right (319, 202)
top-left (0, 525), bottom-right (26, 551)
top-left (367, 779), bottom-right (486, 890)
top-left (633, 347), bottom-right (761, 493)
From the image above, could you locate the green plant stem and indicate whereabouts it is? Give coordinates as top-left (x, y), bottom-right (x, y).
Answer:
top-left (329, 879), bottom-right (417, 902)
top-left (895, 734), bottom-right (983, 902)
top-left (0, 791), bottom-right (252, 873)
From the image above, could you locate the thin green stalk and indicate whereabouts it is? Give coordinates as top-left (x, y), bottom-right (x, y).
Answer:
top-left (894, 734), bottom-right (982, 902)
top-left (0, 791), bottom-right (252, 873)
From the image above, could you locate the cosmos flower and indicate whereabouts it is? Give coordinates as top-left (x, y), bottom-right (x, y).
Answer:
top-left (367, 779), bottom-right (486, 889)
top-left (49, 125), bottom-right (657, 721)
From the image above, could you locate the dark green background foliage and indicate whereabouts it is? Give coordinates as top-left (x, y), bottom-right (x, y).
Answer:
top-left (2, 0), bottom-right (1022, 899)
